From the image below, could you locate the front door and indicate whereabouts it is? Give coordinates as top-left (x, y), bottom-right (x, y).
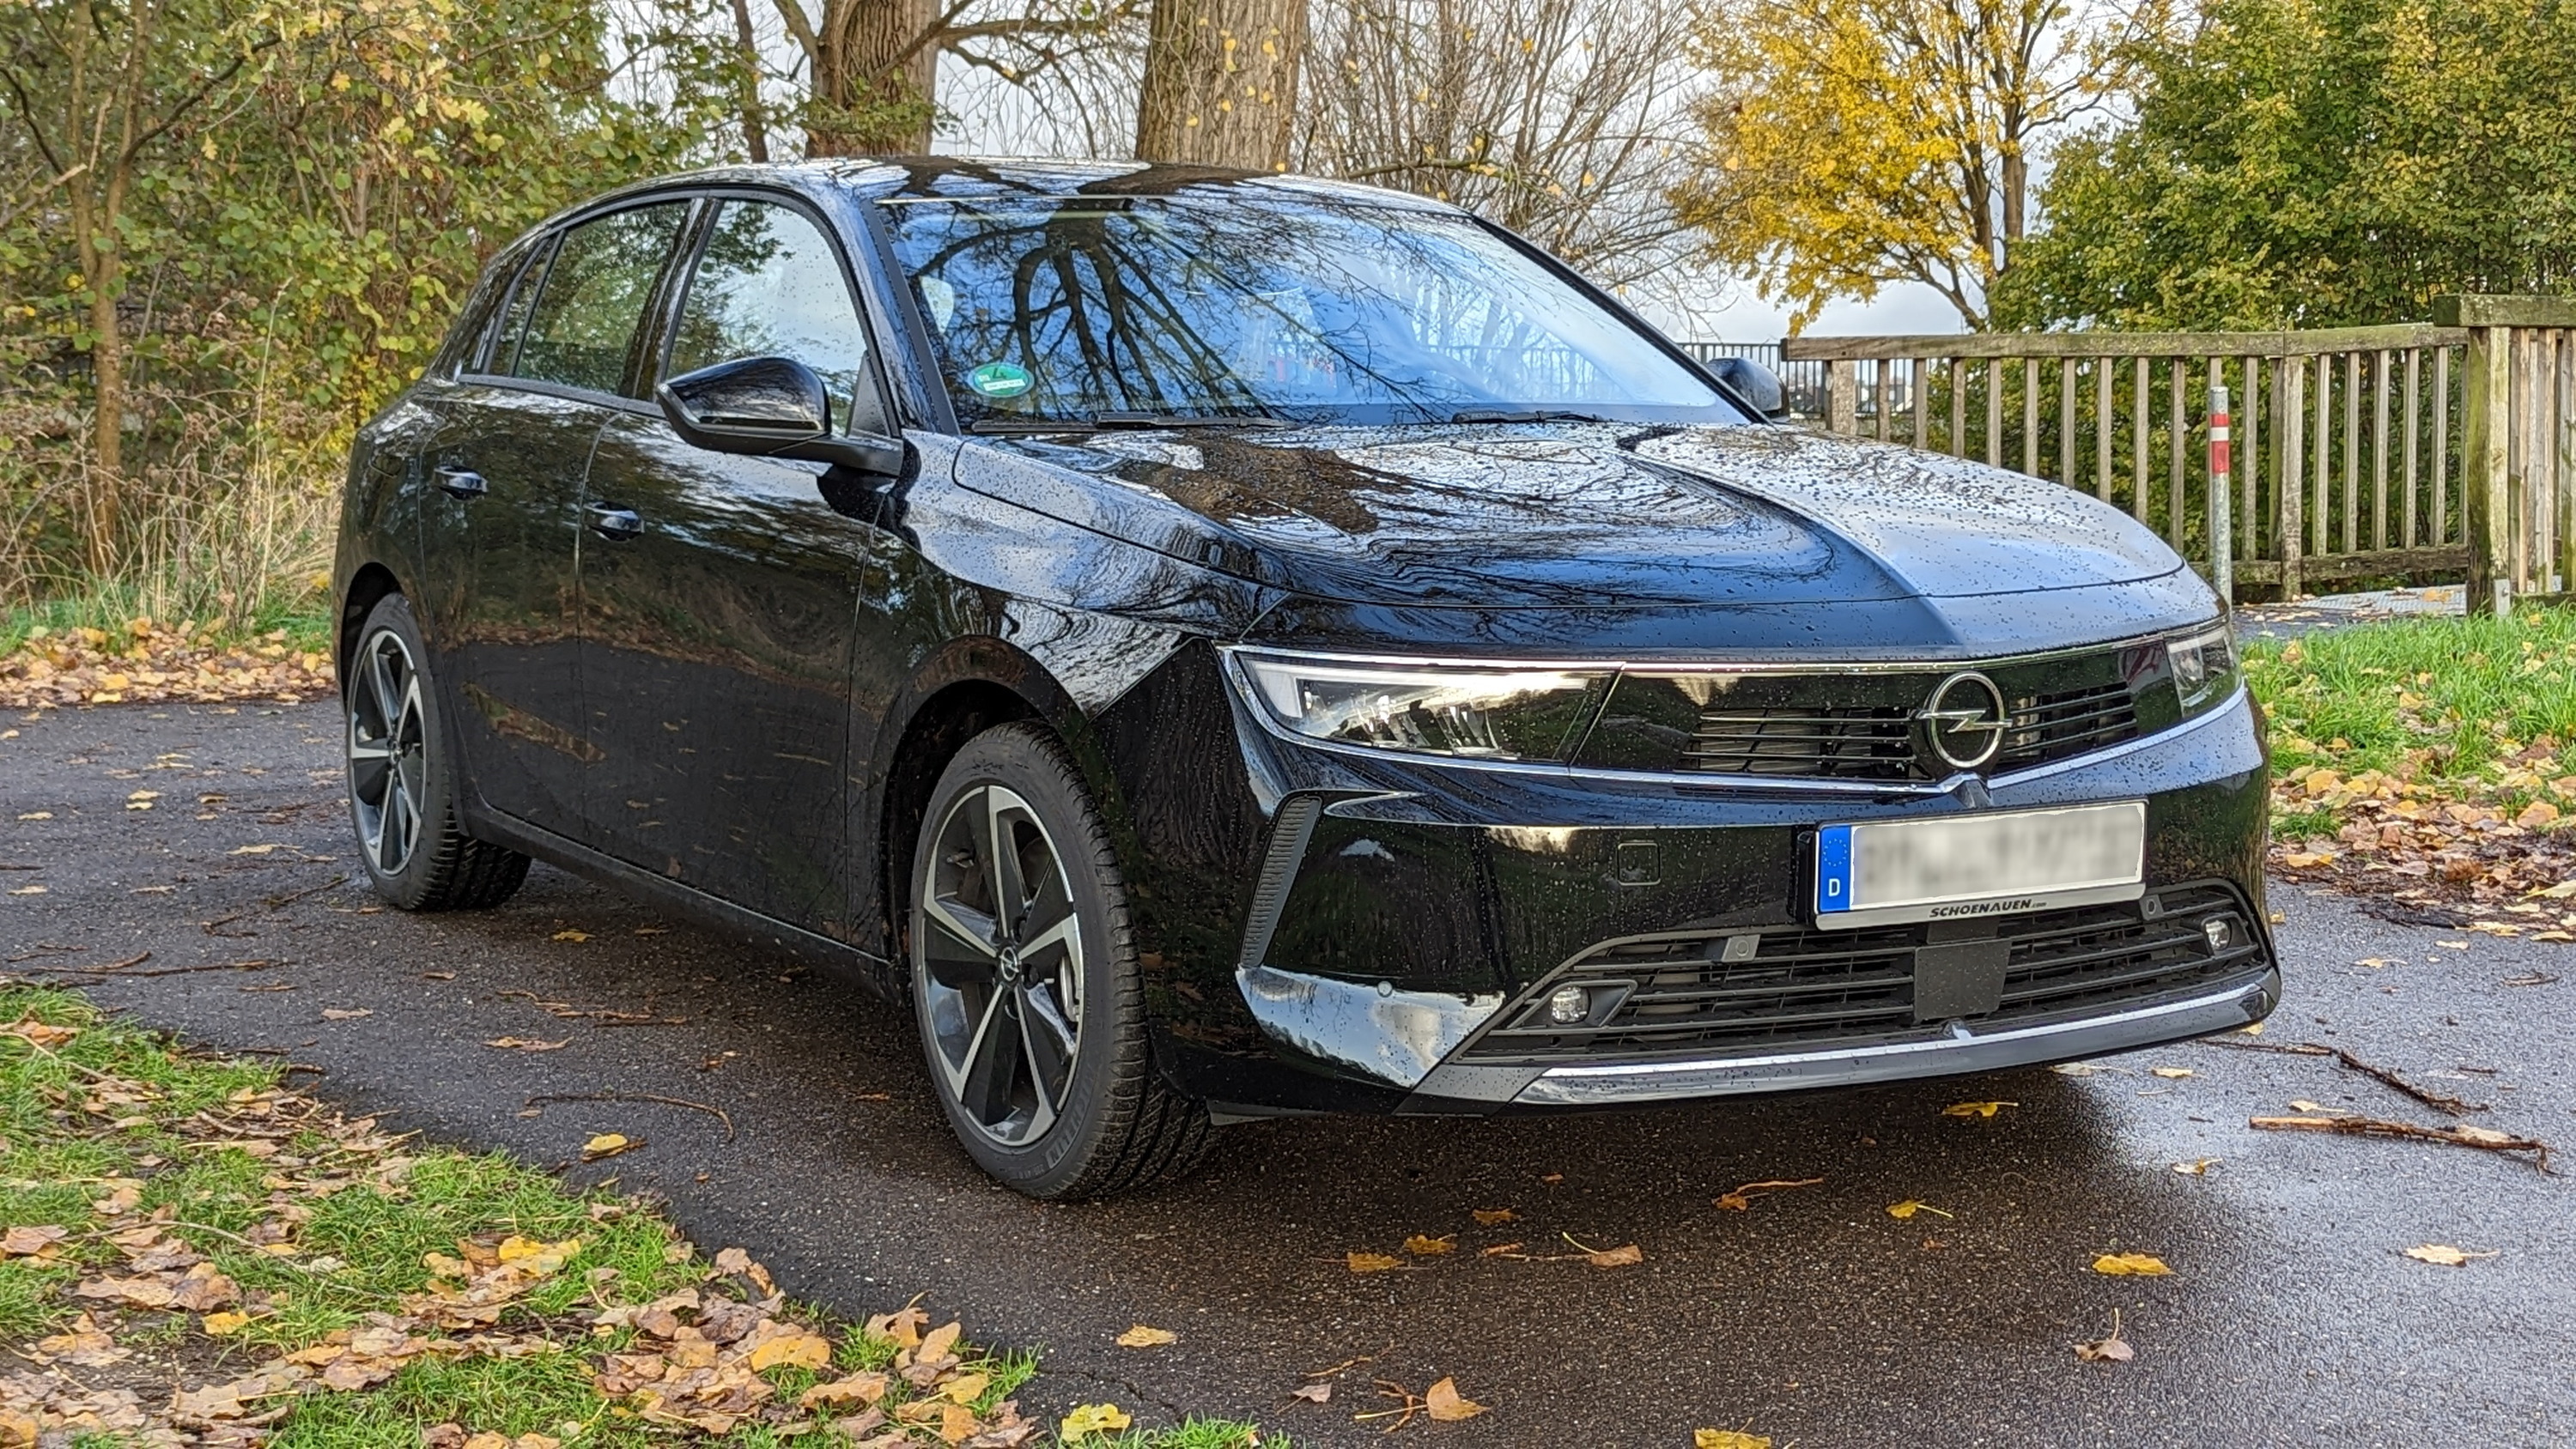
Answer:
top-left (417, 202), bottom-right (691, 843)
top-left (578, 195), bottom-right (896, 936)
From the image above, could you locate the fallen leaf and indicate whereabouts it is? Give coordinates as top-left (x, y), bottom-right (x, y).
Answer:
top-left (320, 1008), bottom-right (373, 1021)
top-left (228, 844), bottom-right (283, 855)
top-left (1115, 1325), bottom-right (1177, 1348)
top-left (2092, 1252), bottom-right (2172, 1276)
top-left (1059, 1404), bottom-right (1131, 1440)
top-left (7, 884), bottom-right (46, 894)
top-left (2074, 1321), bottom-right (2136, 1363)
top-left (582, 1133), bottom-right (639, 1161)
top-left (2172, 1159), bottom-right (2219, 1175)
top-left (1291, 1382), bottom-right (1332, 1404)
top-left (202, 1310), bottom-right (254, 1335)
top-left (749, 1331), bottom-right (833, 1370)
top-left (802, 1372), bottom-right (891, 1408)
top-left (2240, 1020), bottom-right (2266, 1036)
top-left (1581, 1241), bottom-right (1642, 1268)
top-left (483, 1037), bottom-right (568, 1052)
top-left (1886, 1200), bottom-right (1953, 1220)
top-left (1694, 1432), bottom-right (1772, 1449)
top-left (550, 930), bottom-right (591, 943)
top-left (1424, 1376), bottom-right (1486, 1422)
top-left (1470, 1208), bottom-right (1516, 1225)
top-left (2354, 957), bottom-right (2398, 969)
top-left (33, 1313), bottom-right (128, 1367)
top-left (1345, 1251), bottom-right (1403, 1273)
top-left (0, 1224), bottom-right (68, 1257)
top-left (1402, 1234), bottom-right (1455, 1256)
top-left (2403, 1243), bottom-right (2496, 1267)
top-left (1942, 1100), bottom-right (2017, 1118)
top-left (2149, 1067), bottom-right (2195, 1079)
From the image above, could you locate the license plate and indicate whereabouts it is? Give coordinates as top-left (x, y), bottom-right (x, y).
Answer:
top-left (1814, 801), bottom-right (2146, 930)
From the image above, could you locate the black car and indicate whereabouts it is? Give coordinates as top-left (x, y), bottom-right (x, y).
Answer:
top-left (333, 159), bottom-right (2276, 1199)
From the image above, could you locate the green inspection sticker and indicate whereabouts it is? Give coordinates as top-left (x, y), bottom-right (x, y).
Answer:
top-left (966, 361), bottom-right (1033, 397)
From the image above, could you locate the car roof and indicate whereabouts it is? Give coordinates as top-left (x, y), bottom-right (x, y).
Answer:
top-left (562, 155), bottom-right (1458, 222)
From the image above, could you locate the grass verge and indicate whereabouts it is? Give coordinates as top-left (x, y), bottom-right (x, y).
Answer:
top-left (2245, 604), bottom-right (2576, 927)
top-left (0, 988), bottom-right (1269, 1447)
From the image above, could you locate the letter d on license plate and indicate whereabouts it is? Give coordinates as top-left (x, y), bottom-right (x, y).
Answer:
top-left (1814, 801), bottom-right (2146, 930)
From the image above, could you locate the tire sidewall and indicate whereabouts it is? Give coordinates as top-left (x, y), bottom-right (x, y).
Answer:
top-left (908, 726), bottom-right (1136, 1197)
top-left (346, 593), bottom-right (459, 910)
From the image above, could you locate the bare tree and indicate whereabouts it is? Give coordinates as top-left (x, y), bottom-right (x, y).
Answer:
top-left (1296, 0), bottom-right (1705, 297)
top-left (1133, 0), bottom-right (1305, 167)
top-left (769, 0), bottom-right (1143, 155)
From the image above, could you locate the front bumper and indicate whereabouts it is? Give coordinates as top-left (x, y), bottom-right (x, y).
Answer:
top-left (1097, 646), bottom-right (2274, 1116)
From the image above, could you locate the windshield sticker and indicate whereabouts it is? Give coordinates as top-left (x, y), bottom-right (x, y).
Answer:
top-left (966, 361), bottom-right (1032, 398)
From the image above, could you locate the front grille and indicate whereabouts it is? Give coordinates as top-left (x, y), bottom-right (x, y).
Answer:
top-left (1996, 681), bottom-right (2139, 770)
top-left (1579, 642), bottom-right (2164, 782)
top-left (1459, 882), bottom-right (2265, 1064)
top-left (1685, 706), bottom-right (1912, 779)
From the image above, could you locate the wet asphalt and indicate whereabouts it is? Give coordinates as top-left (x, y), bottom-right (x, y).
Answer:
top-left (2, 700), bottom-right (2571, 1447)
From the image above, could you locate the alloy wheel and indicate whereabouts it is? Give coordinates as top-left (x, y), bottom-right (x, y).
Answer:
top-left (917, 784), bottom-right (1086, 1146)
top-left (346, 627), bottom-right (428, 878)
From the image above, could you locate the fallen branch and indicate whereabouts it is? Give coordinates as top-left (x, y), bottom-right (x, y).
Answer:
top-left (2250, 1114), bottom-right (2552, 1173)
top-left (524, 1091), bottom-right (734, 1141)
top-left (2201, 1038), bottom-right (2488, 1113)
top-left (260, 874), bottom-right (349, 912)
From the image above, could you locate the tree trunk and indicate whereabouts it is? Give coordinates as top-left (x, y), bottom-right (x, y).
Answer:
top-left (728, 0), bottom-right (770, 162)
top-left (1134, 0), bottom-right (1305, 169)
top-left (808, 0), bottom-right (941, 156)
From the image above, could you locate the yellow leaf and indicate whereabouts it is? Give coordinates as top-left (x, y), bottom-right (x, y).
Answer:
top-left (939, 1401), bottom-right (980, 1444)
top-left (1060, 1403), bottom-right (1132, 1439)
top-left (1696, 1433), bottom-right (1772, 1449)
top-left (2171, 1159), bottom-right (2218, 1175)
top-left (1941, 1100), bottom-right (2015, 1118)
top-left (581, 1133), bottom-right (636, 1161)
top-left (1471, 1208), bottom-right (1516, 1225)
top-left (2403, 1244), bottom-right (2493, 1267)
top-left (1115, 1325), bottom-right (1177, 1347)
top-left (2149, 1067), bottom-right (2195, 1079)
top-left (2092, 1252), bottom-right (2172, 1276)
top-left (1425, 1376), bottom-right (1486, 1422)
top-left (749, 1332), bottom-right (833, 1370)
top-left (799, 1371), bottom-right (889, 1408)
top-left (942, 1372), bottom-right (990, 1404)
top-left (1885, 1200), bottom-right (1952, 1220)
top-left (1403, 1234), bottom-right (1455, 1256)
top-left (1346, 1251), bottom-right (1403, 1272)
top-left (550, 929), bottom-right (590, 943)
top-left (202, 1311), bottom-right (254, 1335)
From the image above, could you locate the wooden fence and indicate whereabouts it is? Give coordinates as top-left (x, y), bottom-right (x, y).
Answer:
top-left (1778, 295), bottom-right (2576, 610)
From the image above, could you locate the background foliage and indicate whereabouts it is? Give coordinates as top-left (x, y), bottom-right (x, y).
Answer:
top-left (1993, 0), bottom-right (2576, 329)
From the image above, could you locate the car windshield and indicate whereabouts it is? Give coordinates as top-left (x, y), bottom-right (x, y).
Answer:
top-left (878, 191), bottom-right (1736, 428)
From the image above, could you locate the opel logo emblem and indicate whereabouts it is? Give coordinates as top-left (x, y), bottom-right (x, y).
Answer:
top-left (1917, 670), bottom-right (2009, 772)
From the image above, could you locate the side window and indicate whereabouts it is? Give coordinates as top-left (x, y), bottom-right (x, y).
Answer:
top-left (667, 199), bottom-right (886, 435)
top-left (477, 237), bottom-right (556, 378)
top-left (511, 203), bottom-right (688, 395)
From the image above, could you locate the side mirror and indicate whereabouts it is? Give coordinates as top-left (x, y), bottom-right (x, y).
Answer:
top-left (658, 356), bottom-right (903, 478)
top-left (1708, 356), bottom-right (1794, 423)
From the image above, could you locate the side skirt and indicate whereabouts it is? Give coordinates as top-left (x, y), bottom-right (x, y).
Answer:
top-left (461, 804), bottom-right (896, 995)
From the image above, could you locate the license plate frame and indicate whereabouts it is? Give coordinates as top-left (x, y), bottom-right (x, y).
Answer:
top-left (1813, 801), bottom-right (2147, 931)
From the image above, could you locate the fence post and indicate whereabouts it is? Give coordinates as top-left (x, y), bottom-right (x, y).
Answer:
top-left (1827, 360), bottom-right (1858, 435)
top-left (2456, 312), bottom-right (2512, 615)
top-left (2278, 357), bottom-right (2304, 599)
top-left (2208, 383), bottom-right (2233, 608)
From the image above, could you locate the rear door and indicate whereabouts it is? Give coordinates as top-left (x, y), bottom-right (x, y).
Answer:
top-left (578, 194), bottom-right (895, 935)
top-left (416, 201), bottom-right (690, 842)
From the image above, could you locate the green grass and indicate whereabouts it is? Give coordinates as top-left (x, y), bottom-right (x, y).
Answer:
top-left (0, 987), bottom-right (1271, 1447)
top-left (2244, 603), bottom-right (2576, 822)
top-left (0, 581), bottom-right (332, 658)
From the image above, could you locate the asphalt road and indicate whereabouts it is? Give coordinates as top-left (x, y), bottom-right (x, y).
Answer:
top-left (3, 700), bottom-right (2572, 1446)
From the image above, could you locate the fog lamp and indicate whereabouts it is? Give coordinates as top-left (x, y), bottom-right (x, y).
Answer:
top-left (1545, 985), bottom-right (1590, 1025)
top-left (2203, 919), bottom-right (2234, 952)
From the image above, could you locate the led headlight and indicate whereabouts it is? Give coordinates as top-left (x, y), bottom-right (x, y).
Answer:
top-left (1227, 651), bottom-right (1606, 761)
top-left (2167, 621), bottom-right (2240, 717)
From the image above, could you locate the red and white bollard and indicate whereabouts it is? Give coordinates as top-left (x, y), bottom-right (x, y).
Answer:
top-left (2208, 384), bottom-right (2233, 608)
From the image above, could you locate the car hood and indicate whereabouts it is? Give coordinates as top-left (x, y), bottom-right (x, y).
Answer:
top-left (965, 422), bottom-right (2187, 615)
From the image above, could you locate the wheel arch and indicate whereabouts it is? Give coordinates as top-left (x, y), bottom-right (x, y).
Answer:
top-left (336, 563), bottom-right (407, 686)
top-left (865, 636), bottom-right (1139, 987)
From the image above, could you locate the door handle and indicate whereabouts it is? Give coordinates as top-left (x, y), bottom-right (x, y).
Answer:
top-left (584, 503), bottom-right (643, 540)
top-left (434, 464), bottom-right (487, 500)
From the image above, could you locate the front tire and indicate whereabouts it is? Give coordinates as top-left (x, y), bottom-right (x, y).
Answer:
top-left (343, 593), bottom-right (530, 911)
top-left (908, 723), bottom-right (1211, 1199)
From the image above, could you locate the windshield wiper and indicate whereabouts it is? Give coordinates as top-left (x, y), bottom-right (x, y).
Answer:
top-left (969, 412), bottom-right (1292, 434)
top-left (1447, 408), bottom-right (1615, 424)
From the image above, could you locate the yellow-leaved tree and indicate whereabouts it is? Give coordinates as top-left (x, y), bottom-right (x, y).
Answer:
top-left (1672, 0), bottom-right (2172, 330)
